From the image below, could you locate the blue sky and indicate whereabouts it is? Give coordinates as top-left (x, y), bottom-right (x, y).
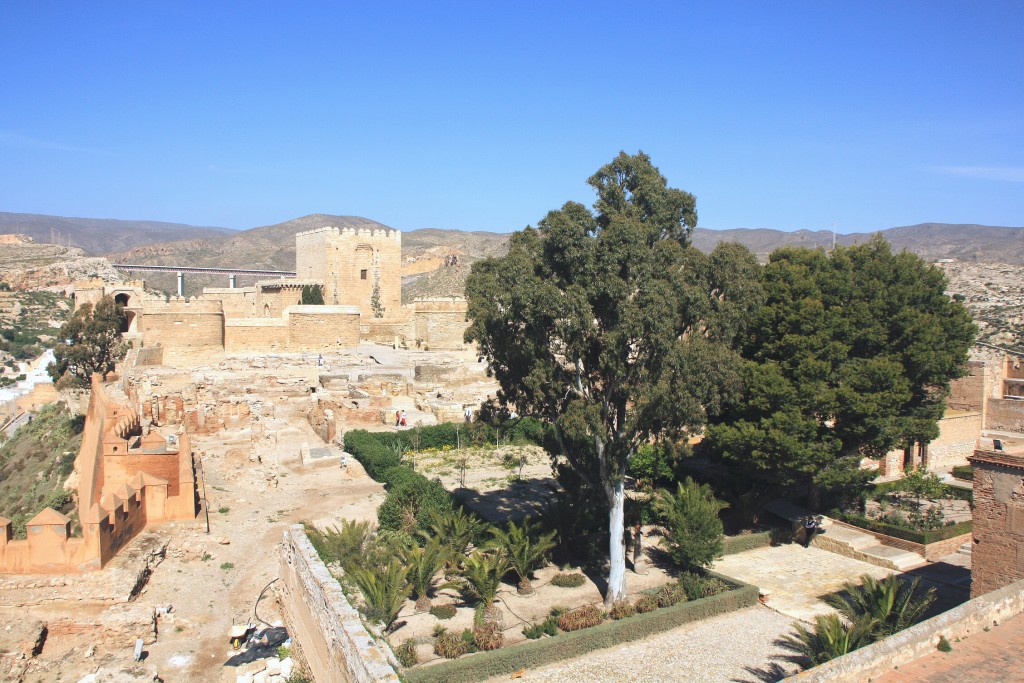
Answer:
top-left (1, 2), bottom-right (1021, 233)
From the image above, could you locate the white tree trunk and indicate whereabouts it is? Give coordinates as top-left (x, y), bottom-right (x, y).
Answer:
top-left (606, 478), bottom-right (627, 606)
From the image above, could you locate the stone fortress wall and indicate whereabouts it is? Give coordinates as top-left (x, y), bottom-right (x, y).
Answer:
top-left (72, 225), bottom-right (468, 357)
top-left (0, 375), bottom-right (199, 574)
top-left (878, 355), bottom-right (1024, 477)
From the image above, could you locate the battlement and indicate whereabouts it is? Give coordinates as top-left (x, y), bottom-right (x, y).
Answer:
top-left (140, 298), bottom-right (224, 314)
top-left (295, 225), bottom-right (401, 241)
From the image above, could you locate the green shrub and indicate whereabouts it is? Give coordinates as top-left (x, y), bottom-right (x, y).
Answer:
top-left (550, 572), bottom-right (587, 588)
top-left (395, 639), bottom-right (418, 667)
top-left (837, 513), bottom-right (972, 545)
top-left (676, 572), bottom-right (729, 600)
top-left (404, 576), bottom-right (757, 683)
top-left (557, 605), bottom-right (604, 632)
top-left (937, 635), bottom-right (952, 652)
top-left (347, 559), bottom-right (411, 631)
top-left (430, 603), bottom-right (457, 620)
top-left (633, 594), bottom-right (658, 613)
top-left (377, 476), bottom-right (454, 535)
top-left (722, 531), bottom-right (772, 555)
top-left (473, 622), bottom-right (503, 651)
top-left (609, 601), bottom-right (636, 620)
top-left (433, 631), bottom-right (471, 659)
top-left (627, 443), bottom-right (674, 487)
top-left (951, 465), bottom-right (974, 481)
top-left (523, 616), bottom-right (559, 639)
top-left (653, 477), bottom-right (727, 569)
top-left (656, 584), bottom-right (688, 608)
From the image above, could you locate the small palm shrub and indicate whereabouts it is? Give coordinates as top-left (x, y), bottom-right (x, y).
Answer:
top-left (347, 559), bottom-right (411, 631)
top-left (304, 519), bottom-right (374, 568)
top-left (523, 616), bottom-right (559, 639)
top-left (403, 537), bottom-right (453, 611)
top-left (489, 517), bottom-right (557, 594)
top-left (473, 622), bottom-right (504, 651)
top-left (634, 594), bottom-right (659, 613)
top-left (423, 507), bottom-right (491, 559)
top-left (557, 605), bottom-right (604, 632)
top-left (654, 477), bottom-right (727, 570)
top-left (461, 550), bottom-right (509, 609)
top-left (550, 572), bottom-right (587, 588)
top-left (429, 603), bottom-right (457, 620)
top-left (778, 613), bottom-right (876, 667)
top-left (824, 574), bottom-right (936, 639)
top-left (394, 639), bottom-right (417, 667)
top-left (609, 601), bottom-right (636, 620)
top-left (433, 631), bottom-right (471, 659)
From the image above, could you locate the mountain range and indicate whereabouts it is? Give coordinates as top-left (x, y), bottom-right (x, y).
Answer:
top-left (2, 211), bottom-right (1023, 297)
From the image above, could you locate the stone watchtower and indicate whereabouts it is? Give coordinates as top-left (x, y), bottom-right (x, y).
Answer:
top-left (294, 226), bottom-right (401, 317)
top-left (969, 440), bottom-right (1024, 597)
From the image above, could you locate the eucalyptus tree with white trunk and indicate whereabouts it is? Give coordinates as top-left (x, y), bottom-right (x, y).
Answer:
top-left (464, 151), bottom-right (762, 605)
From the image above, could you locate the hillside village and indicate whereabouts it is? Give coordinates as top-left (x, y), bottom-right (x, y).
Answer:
top-left (0, 212), bottom-right (1023, 683)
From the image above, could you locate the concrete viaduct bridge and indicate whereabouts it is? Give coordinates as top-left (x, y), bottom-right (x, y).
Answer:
top-left (112, 264), bottom-right (297, 296)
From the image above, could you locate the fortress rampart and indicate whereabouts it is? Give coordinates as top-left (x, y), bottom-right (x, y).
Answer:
top-left (0, 376), bottom-right (198, 574)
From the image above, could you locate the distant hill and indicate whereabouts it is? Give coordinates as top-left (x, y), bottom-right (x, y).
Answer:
top-left (108, 214), bottom-right (400, 295)
top-left (6, 211), bottom-right (1024, 297)
top-left (0, 212), bottom-right (235, 255)
top-left (692, 223), bottom-right (1024, 263)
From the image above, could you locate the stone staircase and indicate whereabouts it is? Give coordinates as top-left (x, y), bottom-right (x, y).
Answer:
top-left (763, 500), bottom-right (926, 571)
top-left (813, 519), bottom-right (924, 571)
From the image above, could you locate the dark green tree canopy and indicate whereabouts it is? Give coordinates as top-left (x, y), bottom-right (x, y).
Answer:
top-left (300, 284), bottom-right (325, 305)
top-left (47, 295), bottom-right (129, 387)
top-left (464, 151), bottom-right (762, 602)
top-left (706, 236), bottom-right (976, 497)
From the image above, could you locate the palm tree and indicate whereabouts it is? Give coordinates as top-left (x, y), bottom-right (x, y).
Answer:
top-left (778, 613), bottom-right (876, 667)
top-left (402, 537), bottom-right (455, 611)
top-left (461, 549), bottom-right (509, 617)
top-left (422, 507), bottom-right (491, 571)
top-left (824, 573), bottom-right (936, 638)
top-left (347, 558), bottom-right (411, 632)
top-left (488, 517), bottom-right (556, 594)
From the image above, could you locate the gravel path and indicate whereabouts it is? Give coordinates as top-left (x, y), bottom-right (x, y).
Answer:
top-left (486, 605), bottom-right (799, 683)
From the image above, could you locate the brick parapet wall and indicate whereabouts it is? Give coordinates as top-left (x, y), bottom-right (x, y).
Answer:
top-left (279, 525), bottom-right (399, 683)
top-left (785, 579), bottom-right (1024, 682)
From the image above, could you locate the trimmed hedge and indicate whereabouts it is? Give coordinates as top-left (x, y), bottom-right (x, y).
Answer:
top-left (952, 465), bottom-right (974, 481)
top-left (721, 531), bottom-right (772, 555)
top-left (838, 513), bottom-right (972, 544)
top-left (345, 422), bottom-right (553, 535)
top-left (404, 573), bottom-right (758, 683)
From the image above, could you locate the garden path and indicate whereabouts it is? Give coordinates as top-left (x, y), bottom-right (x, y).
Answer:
top-left (484, 604), bottom-right (798, 683)
top-left (713, 544), bottom-right (895, 622)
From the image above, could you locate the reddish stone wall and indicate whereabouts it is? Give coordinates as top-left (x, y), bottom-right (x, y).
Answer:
top-left (969, 450), bottom-right (1024, 597)
top-left (103, 453), bottom-right (182, 498)
top-left (986, 398), bottom-right (1024, 433)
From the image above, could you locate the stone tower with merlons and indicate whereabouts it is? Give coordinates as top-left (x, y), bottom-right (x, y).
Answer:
top-left (294, 226), bottom-right (401, 317)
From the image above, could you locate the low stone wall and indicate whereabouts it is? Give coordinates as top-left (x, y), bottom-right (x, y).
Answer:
top-left (826, 520), bottom-right (970, 561)
top-left (278, 525), bottom-right (399, 683)
top-left (784, 578), bottom-right (1024, 682)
